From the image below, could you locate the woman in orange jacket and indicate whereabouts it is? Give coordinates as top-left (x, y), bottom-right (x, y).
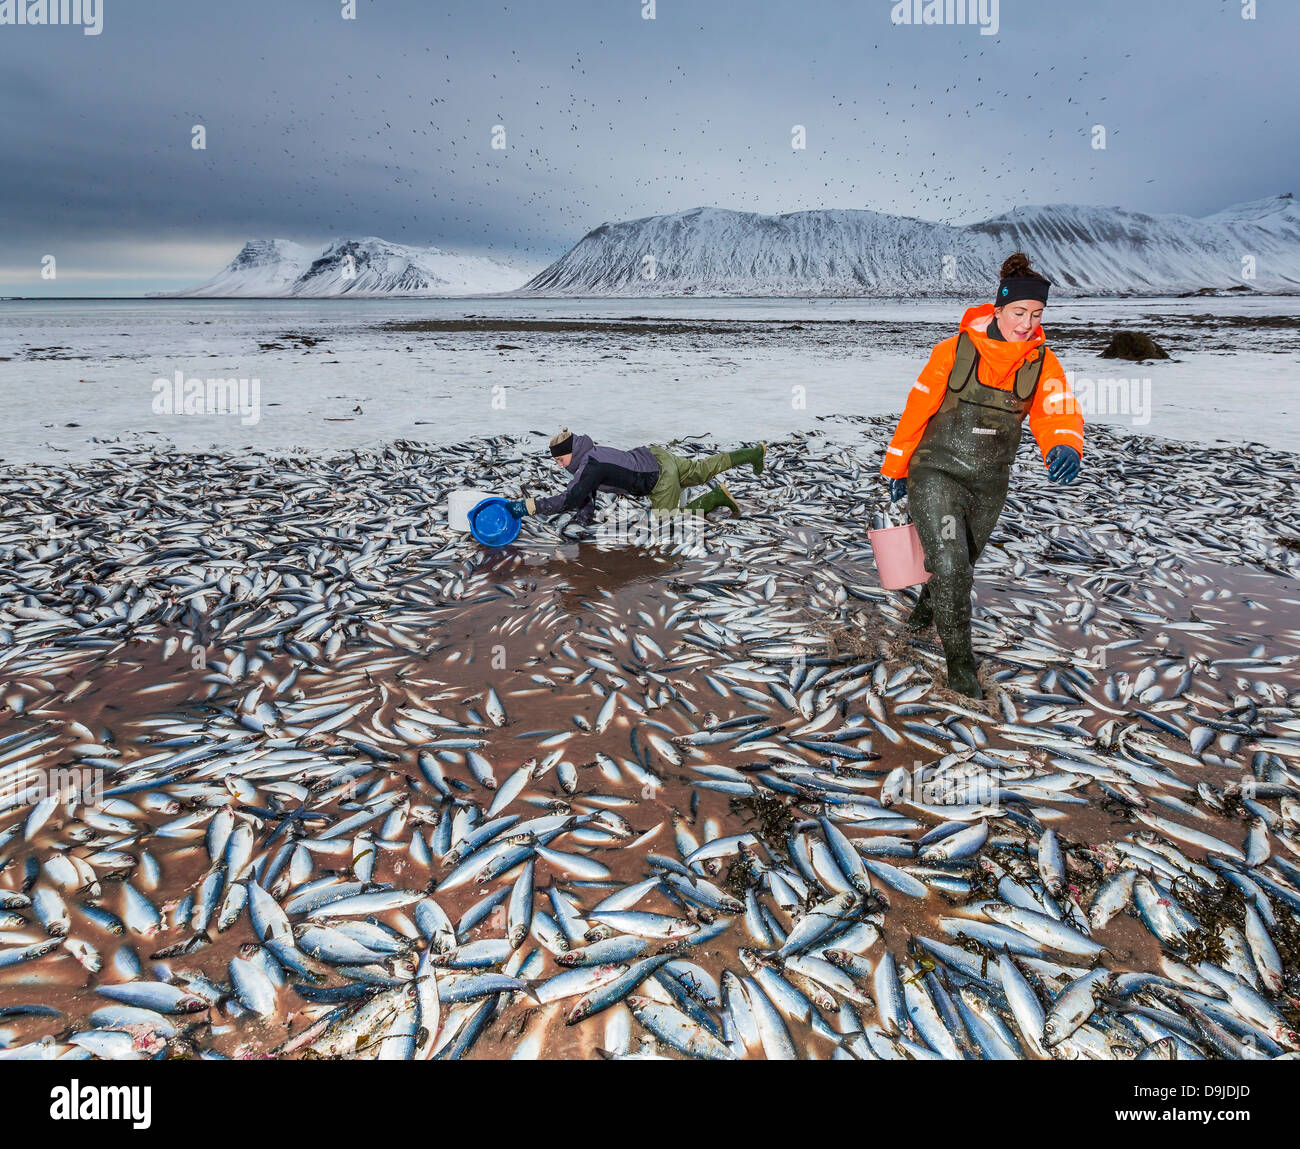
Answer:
top-left (881, 252), bottom-right (1084, 698)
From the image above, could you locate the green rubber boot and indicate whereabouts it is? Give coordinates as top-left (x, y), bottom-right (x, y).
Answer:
top-left (907, 584), bottom-right (934, 631)
top-left (729, 444), bottom-right (766, 475)
top-left (932, 574), bottom-right (983, 699)
top-left (944, 640), bottom-right (983, 700)
top-left (685, 480), bottom-right (740, 517)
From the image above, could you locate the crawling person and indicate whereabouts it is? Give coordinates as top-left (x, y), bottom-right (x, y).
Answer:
top-left (507, 429), bottom-right (765, 525)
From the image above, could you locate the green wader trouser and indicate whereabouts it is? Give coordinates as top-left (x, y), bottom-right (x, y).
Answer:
top-left (646, 446), bottom-right (739, 512)
top-left (906, 332), bottom-right (1045, 698)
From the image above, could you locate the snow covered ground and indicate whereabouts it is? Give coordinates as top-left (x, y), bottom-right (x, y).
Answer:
top-left (0, 295), bottom-right (1296, 464)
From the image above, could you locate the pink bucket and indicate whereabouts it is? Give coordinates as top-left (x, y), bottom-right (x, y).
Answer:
top-left (868, 522), bottom-right (933, 590)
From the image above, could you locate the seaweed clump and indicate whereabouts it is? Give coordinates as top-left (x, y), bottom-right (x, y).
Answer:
top-left (723, 850), bottom-right (760, 899)
top-left (1168, 877), bottom-right (1248, 967)
top-left (729, 794), bottom-right (797, 856)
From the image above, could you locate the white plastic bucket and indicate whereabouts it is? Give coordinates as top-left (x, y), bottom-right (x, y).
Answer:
top-left (448, 488), bottom-right (493, 532)
top-left (868, 522), bottom-right (932, 590)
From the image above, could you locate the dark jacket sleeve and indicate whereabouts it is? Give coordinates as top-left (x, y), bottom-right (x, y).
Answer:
top-left (534, 461), bottom-right (599, 518)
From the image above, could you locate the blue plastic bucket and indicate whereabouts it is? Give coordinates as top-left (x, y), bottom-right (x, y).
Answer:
top-left (468, 497), bottom-right (522, 547)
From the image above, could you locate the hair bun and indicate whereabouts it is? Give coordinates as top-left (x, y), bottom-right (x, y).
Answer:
top-left (1000, 252), bottom-right (1035, 279)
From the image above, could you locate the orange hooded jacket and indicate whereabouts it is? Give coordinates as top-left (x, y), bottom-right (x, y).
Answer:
top-left (881, 303), bottom-right (1085, 480)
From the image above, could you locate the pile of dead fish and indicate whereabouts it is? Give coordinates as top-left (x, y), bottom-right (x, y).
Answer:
top-left (1, 420), bottom-right (1298, 1059)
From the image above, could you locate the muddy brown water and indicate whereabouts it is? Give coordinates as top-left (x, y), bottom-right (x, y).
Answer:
top-left (1, 538), bottom-right (1297, 1059)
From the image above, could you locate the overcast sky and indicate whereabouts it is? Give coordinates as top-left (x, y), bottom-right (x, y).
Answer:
top-left (2, 0), bottom-right (1296, 295)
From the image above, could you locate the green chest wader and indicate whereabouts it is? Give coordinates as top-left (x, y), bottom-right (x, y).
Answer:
top-left (910, 331), bottom-right (1046, 480)
top-left (905, 332), bottom-right (1047, 697)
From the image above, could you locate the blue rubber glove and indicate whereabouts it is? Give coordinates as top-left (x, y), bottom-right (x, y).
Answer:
top-left (888, 477), bottom-right (908, 502)
top-left (1046, 445), bottom-right (1081, 484)
top-left (505, 499), bottom-right (529, 518)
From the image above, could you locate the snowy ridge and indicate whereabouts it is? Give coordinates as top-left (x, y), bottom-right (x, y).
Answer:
top-left (519, 194), bottom-right (1300, 297)
top-left (162, 237), bottom-right (537, 298)
top-left (168, 239), bottom-right (314, 297)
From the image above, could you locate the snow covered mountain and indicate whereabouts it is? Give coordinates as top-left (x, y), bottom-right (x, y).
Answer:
top-left (170, 239), bottom-right (315, 297)
top-left (518, 194), bottom-right (1300, 297)
top-left (163, 237), bottom-right (537, 297)
top-left (161, 194), bottom-right (1300, 299)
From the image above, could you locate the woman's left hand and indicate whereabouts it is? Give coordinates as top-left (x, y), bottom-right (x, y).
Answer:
top-left (1046, 445), bottom-right (1081, 484)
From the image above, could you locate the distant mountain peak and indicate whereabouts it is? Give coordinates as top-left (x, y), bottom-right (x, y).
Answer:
top-left (1203, 192), bottom-right (1299, 223)
top-left (230, 238), bottom-right (312, 264)
top-left (162, 238), bottom-right (539, 298)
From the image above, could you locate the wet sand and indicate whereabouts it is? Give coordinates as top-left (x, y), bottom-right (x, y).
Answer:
top-left (3, 546), bottom-right (1297, 1056)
